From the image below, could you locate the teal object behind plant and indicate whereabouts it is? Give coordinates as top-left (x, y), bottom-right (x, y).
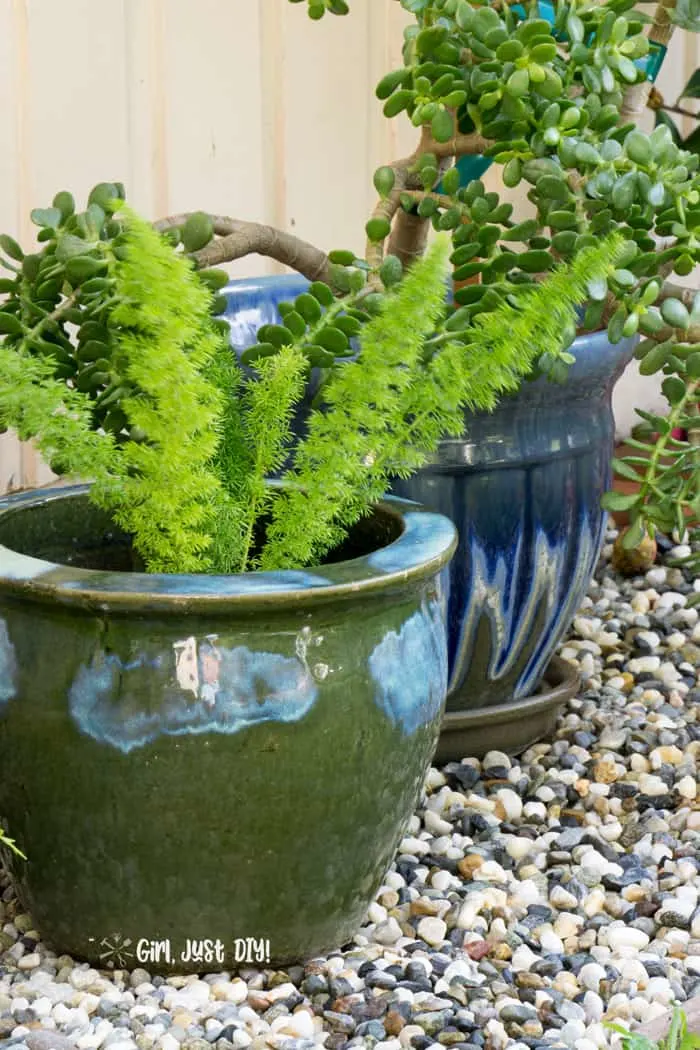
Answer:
top-left (0, 485), bottom-right (456, 971)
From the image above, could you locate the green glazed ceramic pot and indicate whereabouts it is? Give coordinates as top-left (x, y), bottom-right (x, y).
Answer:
top-left (0, 485), bottom-right (456, 974)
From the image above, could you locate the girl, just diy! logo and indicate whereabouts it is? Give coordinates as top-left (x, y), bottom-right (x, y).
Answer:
top-left (89, 934), bottom-right (271, 968)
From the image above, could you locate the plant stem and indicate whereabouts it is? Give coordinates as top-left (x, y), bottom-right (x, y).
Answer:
top-left (153, 214), bottom-right (333, 284)
top-left (638, 379), bottom-right (699, 527)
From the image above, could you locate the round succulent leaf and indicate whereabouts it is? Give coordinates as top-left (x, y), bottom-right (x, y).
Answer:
top-left (383, 89), bottom-right (415, 118)
top-left (181, 212), bottom-right (214, 253)
top-left (30, 207), bottom-right (62, 229)
top-left (281, 310), bottom-right (307, 339)
top-left (441, 166), bottom-right (461, 197)
top-left (0, 234), bottom-right (24, 261)
top-left (295, 292), bottom-right (324, 323)
top-left (375, 69), bottom-right (406, 100)
top-left (257, 324), bottom-right (295, 348)
top-left (506, 68), bottom-right (530, 97)
top-left (660, 298), bottom-right (690, 329)
top-left (373, 166), bottom-right (396, 199)
top-left (65, 256), bottom-right (107, 283)
top-left (431, 108), bottom-right (454, 143)
top-left (198, 268), bottom-right (230, 292)
top-left (52, 191), bottom-right (75, 222)
top-left (240, 342), bottom-right (279, 366)
top-left (88, 182), bottom-right (119, 211)
top-left (309, 281), bottom-right (335, 307)
top-left (334, 314), bottom-right (362, 337)
top-left (661, 375), bottom-right (687, 404)
top-left (304, 344), bottom-right (336, 368)
top-left (0, 312), bottom-right (23, 335)
top-left (379, 254), bottom-right (403, 287)
top-left (315, 326), bottom-right (349, 354)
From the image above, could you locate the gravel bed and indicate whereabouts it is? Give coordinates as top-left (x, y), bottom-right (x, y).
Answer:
top-left (1, 526), bottom-right (698, 1050)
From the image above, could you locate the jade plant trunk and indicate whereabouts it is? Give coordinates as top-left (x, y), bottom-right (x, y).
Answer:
top-left (223, 276), bottom-right (636, 721)
top-left (0, 485), bottom-right (456, 973)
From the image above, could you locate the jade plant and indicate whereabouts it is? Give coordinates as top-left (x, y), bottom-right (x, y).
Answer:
top-left (160, 0), bottom-right (696, 565)
top-left (0, 197), bottom-right (620, 574)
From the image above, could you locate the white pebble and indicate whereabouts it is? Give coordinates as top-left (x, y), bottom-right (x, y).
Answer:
top-left (656, 591), bottom-right (687, 610)
top-left (539, 929), bottom-right (565, 954)
top-left (505, 835), bottom-right (532, 861)
top-left (157, 1036), bottom-right (181, 1050)
top-left (628, 656), bottom-right (660, 674)
top-left (638, 774), bottom-right (669, 796)
top-left (483, 751), bottom-right (512, 770)
top-left (272, 1011), bottom-right (315, 1039)
top-left (373, 918), bottom-right (403, 945)
top-left (495, 788), bottom-right (522, 821)
top-left (416, 917), bottom-right (447, 946)
top-left (579, 962), bottom-right (606, 991)
top-left (607, 926), bottom-right (650, 953)
top-left (424, 810), bottom-right (452, 836)
top-left (677, 775), bottom-right (697, 799)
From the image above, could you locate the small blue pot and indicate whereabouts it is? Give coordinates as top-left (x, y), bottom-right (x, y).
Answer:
top-left (222, 277), bottom-right (636, 716)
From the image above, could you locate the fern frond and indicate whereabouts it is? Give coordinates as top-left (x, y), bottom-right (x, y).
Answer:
top-left (90, 208), bottom-right (227, 574)
top-left (0, 342), bottom-right (120, 482)
top-left (385, 233), bottom-right (627, 476)
top-left (238, 346), bottom-right (306, 572)
top-left (259, 236), bottom-right (452, 570)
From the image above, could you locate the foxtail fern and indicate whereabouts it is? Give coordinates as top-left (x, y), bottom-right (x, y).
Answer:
top-left (91, 208), bottom-right (227, 574)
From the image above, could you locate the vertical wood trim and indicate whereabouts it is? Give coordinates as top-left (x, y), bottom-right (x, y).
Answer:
top-left (12, 0), bottom-right (38, 488)
top-left (151, 0), bottom-right (169, 218)
top-left (259, 0), bottom-right (287, 273)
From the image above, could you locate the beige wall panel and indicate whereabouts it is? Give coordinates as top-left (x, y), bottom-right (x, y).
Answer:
top-left (162, 0), bottom-right (268, 276)
top-left (23, 0), bottom-right (130, 232)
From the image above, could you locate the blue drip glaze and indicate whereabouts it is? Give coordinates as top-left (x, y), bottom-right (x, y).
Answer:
top-left (370, 598), bottom-right (448, 736)
top-left (69, 642), bottom-right (319, 754)
top-left (0, 619), bottom-right (16, 708)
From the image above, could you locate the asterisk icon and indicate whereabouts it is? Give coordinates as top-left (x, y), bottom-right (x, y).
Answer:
top-left (97, 933), bottom-right (135, 969)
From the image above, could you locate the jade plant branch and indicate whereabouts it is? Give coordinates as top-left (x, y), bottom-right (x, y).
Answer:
top-left (153, 130), bottom-right (492, 284)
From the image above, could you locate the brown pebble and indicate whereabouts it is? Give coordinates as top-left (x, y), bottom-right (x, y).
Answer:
top-left (516, 972), bottom-right (545, 990)
top-left (561, 809), bottom-right (585, 824)
top-left (593, 759), bottom-right (618, 784)
top-left (491, 943), bottom-right (512, 961)
top-left (384, 1010), bottom-right (406, 1036)
top-left (611, 531), bottom-right (657, 575)
top-left (410, 898), bottom-right (442, 917)
top-left (458, 854), bottom-right (484, 878)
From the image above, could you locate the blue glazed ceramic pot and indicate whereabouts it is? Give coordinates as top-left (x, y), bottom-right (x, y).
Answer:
top-left (393, 329), bottom-right (637, 712)
top-left (221, 276), bottom-right (636, 719)
top-left (0, 485), bottom-right (456, 971)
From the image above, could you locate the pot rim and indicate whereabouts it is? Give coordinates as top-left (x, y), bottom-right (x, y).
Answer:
top-left (0, 484), bottom-right (457, 614)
